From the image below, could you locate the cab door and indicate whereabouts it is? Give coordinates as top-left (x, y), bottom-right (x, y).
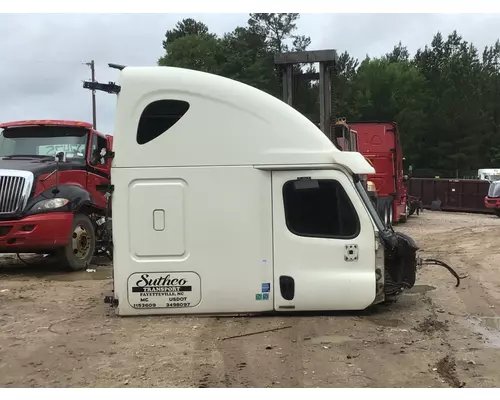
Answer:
top-left (86, 132), bottom-right (111, 209)
top-left (272, 169), bottom-right (376, 311)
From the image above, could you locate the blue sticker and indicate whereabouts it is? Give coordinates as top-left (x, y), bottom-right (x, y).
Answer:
top-left (262, 283), bottom-right (270, 292)
top-left (262, 293), bottom-right (269, 300)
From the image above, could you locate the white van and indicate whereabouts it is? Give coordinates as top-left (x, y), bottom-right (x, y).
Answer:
top-left (96, 66), bottom-right (419, 316)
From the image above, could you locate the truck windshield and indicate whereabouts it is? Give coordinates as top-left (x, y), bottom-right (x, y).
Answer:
top-left (353, 178), bottom-right (386, 232)
top-left (488, 182), bottom-right (500, 198)
top-left (0, 126), bottom-right (88, 162)
top-left (487, 174), bottom-right (500, 182)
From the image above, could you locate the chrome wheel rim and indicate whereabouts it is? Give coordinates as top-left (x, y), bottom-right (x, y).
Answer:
top-left (72, 225), bottom-right (91, 260)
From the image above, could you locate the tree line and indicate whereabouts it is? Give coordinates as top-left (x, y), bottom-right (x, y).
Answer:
top-left (158, 14), bottom-right (500, 178)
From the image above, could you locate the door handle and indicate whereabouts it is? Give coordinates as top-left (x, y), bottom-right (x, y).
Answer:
top-left (279, 276), bottom-right (295, 301)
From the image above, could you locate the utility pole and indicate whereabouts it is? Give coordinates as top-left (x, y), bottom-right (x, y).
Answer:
top-left (85, 60), bottom-right (97, 129)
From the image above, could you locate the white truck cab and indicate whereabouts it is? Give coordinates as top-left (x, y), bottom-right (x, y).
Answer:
top-left (98, 66), bottom-right (418, 316)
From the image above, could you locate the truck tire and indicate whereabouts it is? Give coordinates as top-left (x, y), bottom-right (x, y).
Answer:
top-left (58, 213), bottom-right (96, 271)
top-left (383, 203), bottom-right (391, 226)
top-left (400, 203), bottom-right (409, 223)
top-left (388, 203), bottom-right (394, 226)
top-left (495, 210), bottom-right (500, 218)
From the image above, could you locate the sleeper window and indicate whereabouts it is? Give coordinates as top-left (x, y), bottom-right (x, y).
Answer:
top-left (283, 179), bottom-right (359, 239)
top-left (136, 100), bottom-right (190, 145)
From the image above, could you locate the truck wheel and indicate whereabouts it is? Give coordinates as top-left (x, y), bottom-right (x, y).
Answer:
top-left (383, 203), bottom-right (391, 226)
top-left (388, 203), bottom-right (394, 225)
top-left (58, 213), bottom-right (96, 271)
top-left (495, 210), bottom-right (500, 218)
top-left (400, 203), bottom-right (409, 223)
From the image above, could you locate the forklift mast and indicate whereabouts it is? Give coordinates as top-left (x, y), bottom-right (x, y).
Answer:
top-left (274, 49), bottom-right (337, 143)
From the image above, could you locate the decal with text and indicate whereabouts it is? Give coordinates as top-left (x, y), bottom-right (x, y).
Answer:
top-left (128, 272), bottom-right (201, 309)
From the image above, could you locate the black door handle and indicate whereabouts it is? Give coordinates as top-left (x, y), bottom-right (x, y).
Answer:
top-left (279, 275), bottom-right (295, 301)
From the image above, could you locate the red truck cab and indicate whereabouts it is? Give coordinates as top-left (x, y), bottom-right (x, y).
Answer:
top-left (349, 121), bottom-right (414, 225)
top-left (485, 180), bottom-right (500, 217)
top-left (0, 120), bottom-right (113, 269)
top-left (332, 119), bottom-right (379, 206)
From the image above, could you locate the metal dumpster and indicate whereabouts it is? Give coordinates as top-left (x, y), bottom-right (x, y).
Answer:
top-left (408, 178), bottom-right (492, 214)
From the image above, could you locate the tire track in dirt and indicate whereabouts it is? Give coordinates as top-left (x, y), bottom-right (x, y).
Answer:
top-left (192, 315), bottom-right (308, 388)
top-left (193, 316), bottom-right (255, 388)
top-left (416, 294), bottom-right (466, 388)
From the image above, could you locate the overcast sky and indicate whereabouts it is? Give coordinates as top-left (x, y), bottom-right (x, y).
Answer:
top-left (0, 13), bottom-right (499, 134)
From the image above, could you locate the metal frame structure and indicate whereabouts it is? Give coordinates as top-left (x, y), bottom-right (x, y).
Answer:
top-left (274, 49), bottom-right (337, 139)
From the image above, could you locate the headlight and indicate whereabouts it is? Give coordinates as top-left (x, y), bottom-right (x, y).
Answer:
top-left (367, 181), bottom-right (377, 192)
top-left (31, 198), bottom-right (69, 212)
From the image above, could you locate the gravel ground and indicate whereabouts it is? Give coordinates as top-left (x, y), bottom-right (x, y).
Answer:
top-left (1, 210), bottom-right (500, 388)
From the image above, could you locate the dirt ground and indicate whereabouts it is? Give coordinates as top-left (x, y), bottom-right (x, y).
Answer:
top-left (1, 211), bottom-right (500, 388)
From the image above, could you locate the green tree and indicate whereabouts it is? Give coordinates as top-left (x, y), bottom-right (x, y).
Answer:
top-left (333, 51), bottom-right (360, 120)
top-left (220, 26), bottom-right (278, 95)
top-left (349, 57), bottom-right (429, 166)
top-left (414, 31), bottom-right (485, 175)
top-left (156, 17), bottom-right (500, 175)
top-left (248, 13), bottom-right (301, 53)
top-left (162, 18), bottom-right (214, 50)
top-left (159, 34), bottom-right (225, 74)
top-left (158, 18), bottom-right (223, 72)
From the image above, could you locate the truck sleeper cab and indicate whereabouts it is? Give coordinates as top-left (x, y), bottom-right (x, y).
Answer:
top-left (103, 66), bottom-right (418, 316)
top-left (0, 120), bottom-right (113, 270)
top-left (350, 121), bottom-right (416, 225)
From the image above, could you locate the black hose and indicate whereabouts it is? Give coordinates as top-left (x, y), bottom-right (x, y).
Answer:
top-left (16, 253), bottom-right (30, 266)
top-left (420, 258), bottom-right (467, 288)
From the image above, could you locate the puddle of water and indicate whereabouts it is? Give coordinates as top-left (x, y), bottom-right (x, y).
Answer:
top-left (310, 335), bottom-right (354, 345)
top-left (465, 316), bottom-right (500, 348)
top-left (477, 316), bottom-right (500, 331)
top-left (44, 266), bottom-right (112, 282)
top-left (407, 285), bottom-right (436, 294)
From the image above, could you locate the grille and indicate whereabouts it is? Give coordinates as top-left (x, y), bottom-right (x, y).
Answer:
top-left (0, 175), bottom-right (28, 214)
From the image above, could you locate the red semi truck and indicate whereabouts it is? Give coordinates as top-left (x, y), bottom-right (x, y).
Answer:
top-left (349, 121), bottom-right (420, 225)
top-left (0, 120), bottom-right (113, 270)
top-left (331, 119), bottom-right (378, 203)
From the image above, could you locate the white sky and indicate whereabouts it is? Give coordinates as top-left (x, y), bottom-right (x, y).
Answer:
top-left (0, 13), bottom-right (499, 134)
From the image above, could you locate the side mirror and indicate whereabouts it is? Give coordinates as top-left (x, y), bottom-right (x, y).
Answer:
top-left (90, 148), bottom-right (110, 166)
top-left (99, 148), bottom-right (107, 165)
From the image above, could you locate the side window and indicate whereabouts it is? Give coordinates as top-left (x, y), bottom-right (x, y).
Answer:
top-left (97, 135), bottom-right (107, 151)
top-left (283, 179), bottom-right (359, 239)
top-left (136, 100), bottom-right (190, 145)
top-left (89, 134), bottom-right (98, 159)
top-left (89, 134), bottom-right (108, 166)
